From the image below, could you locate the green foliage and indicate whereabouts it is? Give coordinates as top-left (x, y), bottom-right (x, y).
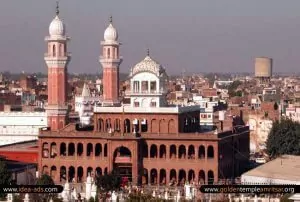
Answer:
top-left (280, 193), bottom-right (293, 202)
top-left (228, 80), bottom-right (242, 97)
top-left (126, 193), bottom-right (173, 202)
top-left (0, 160), bottom-right (12, 185)
top-left (274, 102), bottom-right (279, 110)
top-left (95, 169), bottom-right (121, 192)
top-left (88, 197), bottom-right (95, 202)
top-left (0, 159), bottom-right (12, 199)
top-left (36, 174), bottom-right (55, 185)
top-left (12, 194), bottom-right (23, 202)
top-left (266, 118), bottom-right (300, 159)
top-left (35, 174), bottom-right (56, 202)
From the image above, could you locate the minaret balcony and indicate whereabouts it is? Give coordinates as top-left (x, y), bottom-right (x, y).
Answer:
top-left (44, 52), bottom-right (71, 58)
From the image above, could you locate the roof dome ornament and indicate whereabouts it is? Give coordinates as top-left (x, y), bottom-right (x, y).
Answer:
top-left (56, 1), bottom-right (59, 16)
top-left (49, 1), bottom-right (65, 37)
top-left (130, 50), bottom-right (167, 77)
top-left (104, 15), bottom-right (118, 42)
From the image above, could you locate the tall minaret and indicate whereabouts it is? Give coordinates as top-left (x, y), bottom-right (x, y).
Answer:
top-left (44, 2), bottom-right (71, 130)
top-left (100, 16), bottom-right (123, 106)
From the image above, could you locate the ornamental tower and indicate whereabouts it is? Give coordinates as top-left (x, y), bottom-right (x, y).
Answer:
top-left (99, 16), bottom-right (123, 106)
top-left (44, 2), bottom-right (71, 130)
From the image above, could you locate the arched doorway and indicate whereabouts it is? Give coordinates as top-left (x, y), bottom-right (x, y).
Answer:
top-left (113, 146), bottom-right (132, 182)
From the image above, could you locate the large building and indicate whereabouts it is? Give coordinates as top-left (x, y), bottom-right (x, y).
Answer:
top-left (0, 112), bottom-right (47, 146)
top-left (38, 5), bottom-right (250, 186)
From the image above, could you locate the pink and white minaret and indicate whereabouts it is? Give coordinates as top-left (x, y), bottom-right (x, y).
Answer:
top-left (99, 16), bottom-right (123, 106)
top-left (44, 2), bottom-right (71, 130)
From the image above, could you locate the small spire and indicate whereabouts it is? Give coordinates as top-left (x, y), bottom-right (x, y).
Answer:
top-left (147, 48), bottom-right (150, 56)
top-left (56, 1), bottom-right (59, 15)
top-left (109, 15), bottom-right (113, 23)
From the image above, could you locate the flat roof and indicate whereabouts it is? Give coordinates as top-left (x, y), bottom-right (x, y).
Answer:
top-left (242, 155), bottom-right (300, 182)
top-left (0, 140), bottom-right (38, 152)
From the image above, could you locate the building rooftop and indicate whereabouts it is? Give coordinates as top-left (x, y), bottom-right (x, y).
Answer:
top-left (0, 140), bottom-right (38, 152)
top-left (242, 155), bottom-right (300, 182)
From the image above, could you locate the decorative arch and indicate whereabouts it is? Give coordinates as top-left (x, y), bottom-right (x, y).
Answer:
top-left (198, 145), bottom-right (205, 159)
top-left (77, 167), bottom-right (83, 183)
top-left (178, 145), bottom-right (186, 159)
top-left (60, 143), bottom-right (66, 156)
top-left (188, 145), bottom-right (195, 159)
top-left (178, 169), bottom-right (186, 185)
top-left (159, 119), bottom-right (168, 133)
top-left (95, 143), bottom-right (102, 156)
top-left (159, 169), bottom-right (166, 184)
top-left (188, 170), bottom-right (195, 183)
top-left (52, 44), bottom-right (56, 57)
top-left (106, 118), bottom-right (112, 132)
top-left (170, 169), bottom-right (177, 184)
top-left (87, 143), bottom-right (93, 156)
top-left (60, 166), bottom-right (66, 182)
top-left (124, 119), bottom-right (131, 133)
top-left (168, 119), bottom-right (176, 133)
top-left (170, 144), bottom-right (176, 158)
top-left (114, 119), bottom-right (121, 132)
top-left (77, 143), bottom-right (83, 156)
top-left (199, 170), bottom-right (205, 184)
top-left (50, 142), bottom-right (57, 158)
top-left (42, 165), bottom-right (49, 175)
top-left (68, 143), bottom-right (75, 156)
top-left (150, 144), bottom-right (158, 158)
top-left (150, 169), bottom-right (158, 184)
top-left (208, 170), bottom-right (214, 184)
top-left (142, 168), bottom-right (148, 185)
top-left (159, 145), bottom-right (166, 158)
top-left (50, 166), bottom-right (57, 180)
top-left (98, 118), bottom-right (104, 132)
top-left (207, 145), bottom-right (214, 158)
top-left (151, 119), bottom-right (158, 133)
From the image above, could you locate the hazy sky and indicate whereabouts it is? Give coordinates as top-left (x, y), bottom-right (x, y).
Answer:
top-left (1, 0), bottom-right (300, 75)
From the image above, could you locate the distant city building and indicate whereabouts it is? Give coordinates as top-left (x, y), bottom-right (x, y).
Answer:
top-left (254, 57), bottom-right (273, 83)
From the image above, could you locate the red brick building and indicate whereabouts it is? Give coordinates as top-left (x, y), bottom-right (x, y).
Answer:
top-left (38, 8), bottom-right (249, 186)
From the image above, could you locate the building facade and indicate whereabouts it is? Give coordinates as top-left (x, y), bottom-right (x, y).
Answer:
top-left (38, 5), bottom-right (249, 186)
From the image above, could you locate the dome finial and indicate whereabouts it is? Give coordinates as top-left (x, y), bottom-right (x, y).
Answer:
top-left (109, 15), bottom-right (113, 23)
top-left (56, 1), bottom-right (59, 15)
top-left (147, 48), bottom-right (150, 56)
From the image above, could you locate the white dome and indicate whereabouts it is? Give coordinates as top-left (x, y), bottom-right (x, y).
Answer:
top-left (130, 52), bottom-right (166, 77)
top-left (49, 15), bottom-right (65, 37)
top-left (104, 23), bottom-right (118, 42)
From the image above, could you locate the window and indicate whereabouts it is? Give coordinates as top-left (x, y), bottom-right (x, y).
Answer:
top-left (150, 102), bottom-right (156, 107)
top-left (53, 45), bottom-right (56, 57)
top-left (134, 102), bottom-right (140, 107)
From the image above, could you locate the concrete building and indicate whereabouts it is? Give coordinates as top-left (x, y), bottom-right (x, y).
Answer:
top-left (241, 155), bottom-right (300, 185)
top-left (0, 112), bottom-right (47, 146)
top-left (254, 57), bottom-right (272, 83)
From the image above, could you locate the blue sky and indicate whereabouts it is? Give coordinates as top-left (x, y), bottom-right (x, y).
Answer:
top-left (1, 0), bottom-right (300, 74)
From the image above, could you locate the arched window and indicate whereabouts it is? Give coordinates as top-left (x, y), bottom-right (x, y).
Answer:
top-left (107, 48), bottom-right (110, 58)
top-left (53, 44), bottom-right (56, 57)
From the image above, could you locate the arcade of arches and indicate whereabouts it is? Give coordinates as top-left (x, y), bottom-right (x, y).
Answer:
top-left (94, 115), bottom-right (200, 134)
top-left (41, 141), bottom-right (217, 185)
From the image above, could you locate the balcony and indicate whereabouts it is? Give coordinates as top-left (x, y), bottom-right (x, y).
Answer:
top-left (115, 156), bottom-right (131, 163)
top-left (125, 90), bottom-right (167, 96)
top-left (44, 52), bottom-right (71, 58)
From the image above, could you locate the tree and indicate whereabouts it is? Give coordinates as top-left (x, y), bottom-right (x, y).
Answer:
top-left (34, 174), bottom-right (57, 202)
top-left (266, 118), bottom-right (300, 159)
top-left (274, 102), bottom-right (279, 110)
top-left (36, 174), bottom-right (54, 185)
top-left (95, 169), bottom-right (122, 200)
top-left (0, 159), bottom-right (12, 199)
